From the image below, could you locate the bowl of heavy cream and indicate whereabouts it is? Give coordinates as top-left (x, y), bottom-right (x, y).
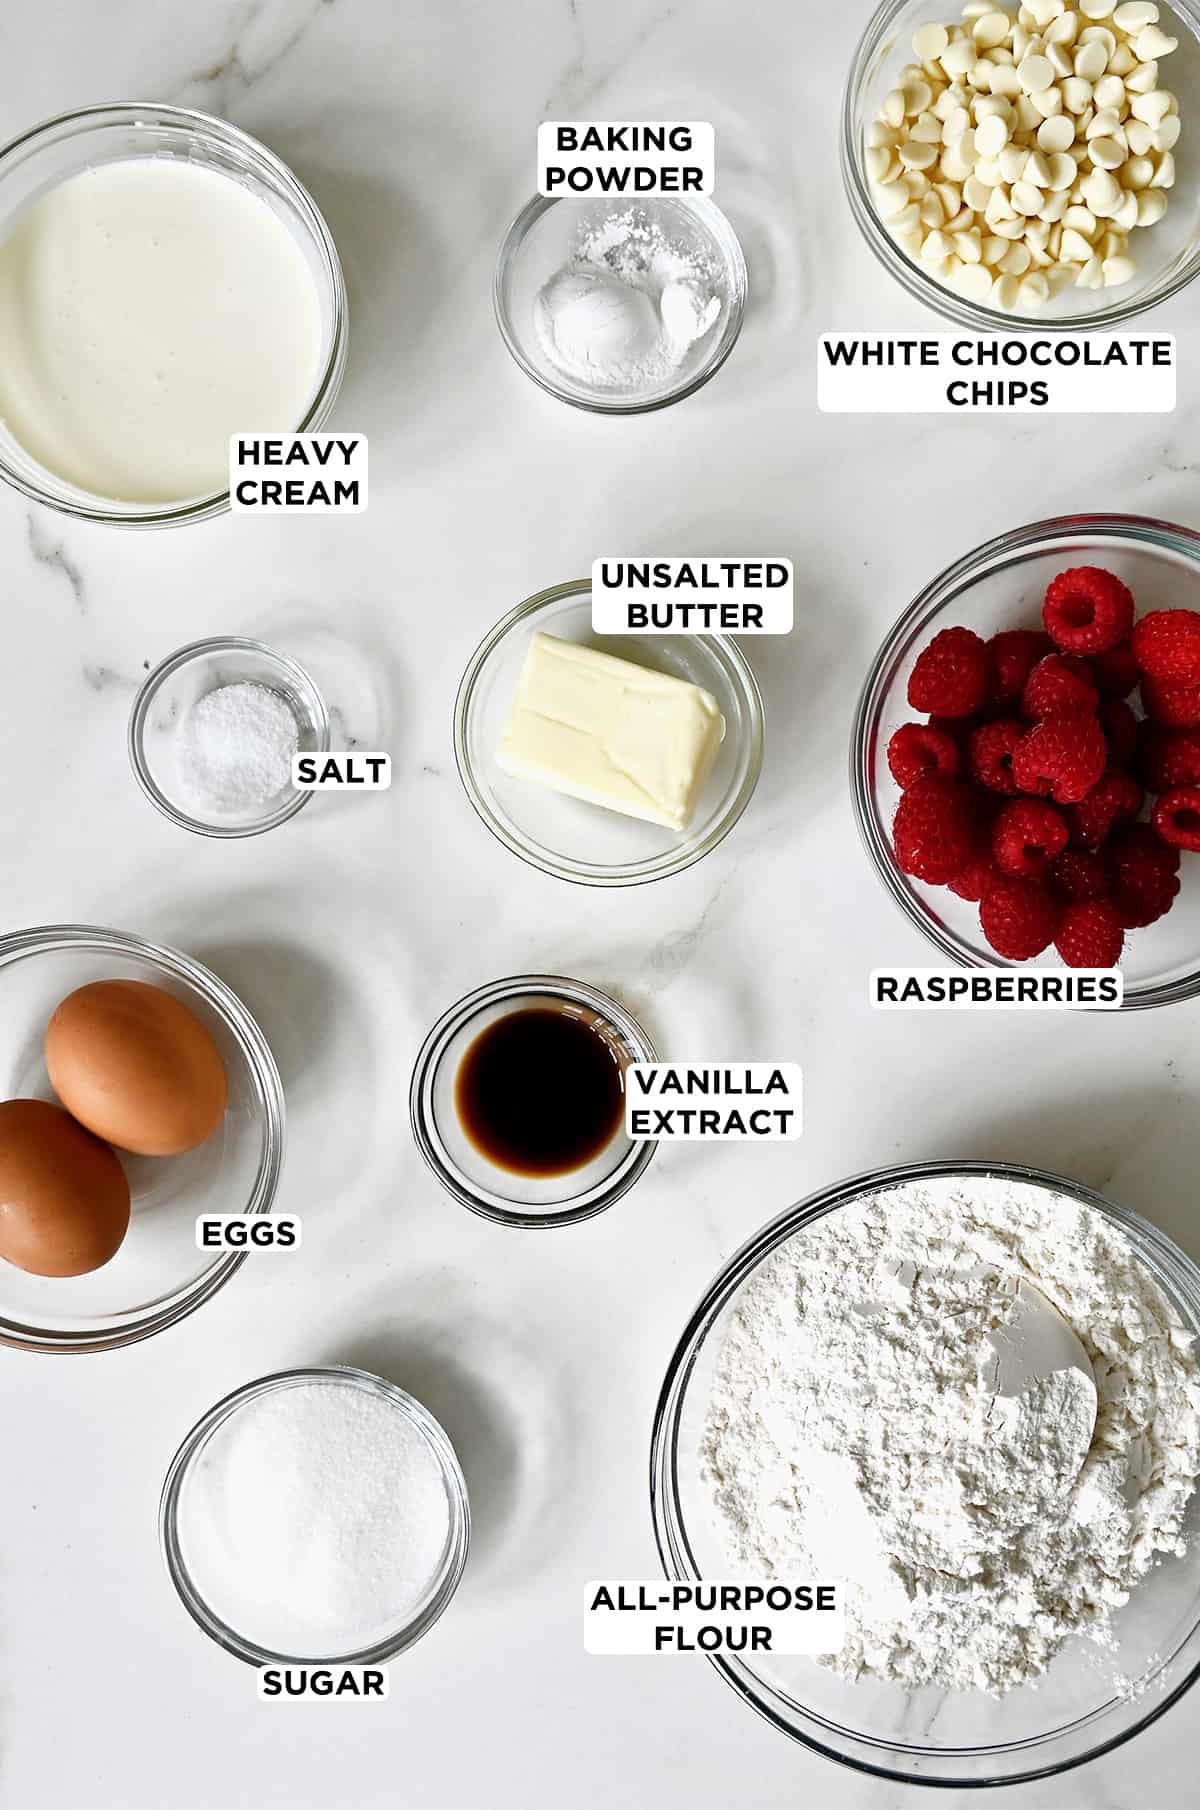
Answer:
top-left (0, 104), bottom-right (347, 525)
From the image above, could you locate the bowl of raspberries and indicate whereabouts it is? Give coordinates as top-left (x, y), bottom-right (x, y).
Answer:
top-left (853, 515), bottom-right (1200, 1007)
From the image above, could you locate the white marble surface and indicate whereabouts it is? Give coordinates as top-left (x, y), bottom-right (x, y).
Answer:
top-left (3, 2), bottom-right (1200, 1807)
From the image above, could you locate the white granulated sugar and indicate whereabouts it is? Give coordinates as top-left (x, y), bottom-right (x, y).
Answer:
top-left (180, 680), bottom-right (299, 813)
top-left (534, 207), bottom-right (723, 392)
top-left (702, 1176), bottom-right (1200, 1695)
top-left (182, 1382), bottom-right (451, 1653)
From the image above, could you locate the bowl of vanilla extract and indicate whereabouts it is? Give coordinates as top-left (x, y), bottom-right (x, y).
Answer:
top-left (409, 975), bottom-right (657, 1227)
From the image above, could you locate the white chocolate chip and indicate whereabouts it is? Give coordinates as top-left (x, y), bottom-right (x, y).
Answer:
top-left (1074, 39), bottom-right (1109, 79)
top-left (1112, 2), bottom-right (1159, 27)
top-left (1037, 113), bottom-right (1077, 150)
top-left (914, 21), bottom-right (951, 59)
top-left (1137, 185), bottom-right (1168, 223)
top-left (1135, 25), bottom-right (1177, 58)
top-left (1103, 253), bottom-right (1136, 283)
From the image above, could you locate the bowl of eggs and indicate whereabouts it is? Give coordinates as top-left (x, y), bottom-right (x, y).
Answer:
top-left (0, 925), bottom-right (284, 1352)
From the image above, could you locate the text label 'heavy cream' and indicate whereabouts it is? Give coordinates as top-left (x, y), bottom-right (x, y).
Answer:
top-left (626, 1064), bottom-right (802, 1140)
top-left (584, 1581), bottom-right (842, 1656)
top-left (818, 334), bottom-right (1174, 412)
top-left (592, 558), bottom-right (794, 634)
top-left (538, 123), bottom-right (715, 197)
top-left (230, 433), bottom-right (367, 512)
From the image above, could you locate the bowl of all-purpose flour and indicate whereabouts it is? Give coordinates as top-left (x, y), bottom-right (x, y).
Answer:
top-left (651, 1160), bottom-right (1200, 1786)
top-left (494, 196), bottom-right (746, 411)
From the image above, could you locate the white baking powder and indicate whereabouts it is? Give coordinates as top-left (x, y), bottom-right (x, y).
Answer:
top-left (702, 1175), bottom-right (1200, 1694)
top-left (180, 680), bottom-right (299, 813)
top-left (181, 1381), bottom-right (451, 1654)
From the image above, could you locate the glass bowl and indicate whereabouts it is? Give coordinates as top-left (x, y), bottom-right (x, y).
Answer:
top-left (129, 636), bottom-right (329, 838)
top-left (0, 924), bottom-right (284, 1353)
top-left (410, 974), bottom-right (657, 1228)
top-left (454, 581), bottom-right (764, 886)
top-left (852, 513), bottom-right (1200, 1009)
top-left (842, 0), bottom-right (1200, 329)
top-left (651, 1158), bottom-right (1200, 1787)
top-left (160, 1366), bottom-right (470, 1666)
top-left (494, 194), bottom-right (747, 412)
top-left (0, 102), bottom-right (348, 525)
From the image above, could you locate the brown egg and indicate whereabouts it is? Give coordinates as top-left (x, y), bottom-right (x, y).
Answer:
top-left (0, 1099), bottom-right (131, 1276)
top-left (45, 979), bottom-right (228, 1157)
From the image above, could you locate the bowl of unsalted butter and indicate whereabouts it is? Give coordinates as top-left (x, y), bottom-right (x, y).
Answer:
top-left (454, 580), bottom-right (764, 886)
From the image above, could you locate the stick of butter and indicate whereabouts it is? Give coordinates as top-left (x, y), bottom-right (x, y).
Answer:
top-left (496, 633), bottom-right (726, 833)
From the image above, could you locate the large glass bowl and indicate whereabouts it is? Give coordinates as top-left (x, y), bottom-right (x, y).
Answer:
top-left (651, 1159), bottom-right (1200, 1786)
top-left (851, 513), bottom-right (1200, 1009)
top-left (455, 581), bottom-right (764, 886)
top-left (843, 0), bottom-right (1200, 329)
top-left (0, 925), bottom-right (284, 1352)
top-left (0, 103), bottom-right (348, 525)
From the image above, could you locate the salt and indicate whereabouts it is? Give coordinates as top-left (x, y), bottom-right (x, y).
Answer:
top-left (179, 681), bottom-right (299, 813)
top-left (180, 1380), bottom-right (452, 1655)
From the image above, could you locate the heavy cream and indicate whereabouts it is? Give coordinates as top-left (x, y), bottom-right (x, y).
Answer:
top-left (0, 157), bottom-right (324, 503)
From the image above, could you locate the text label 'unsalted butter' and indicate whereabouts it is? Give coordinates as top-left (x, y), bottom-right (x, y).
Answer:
top-left (584, 1581), bottom-right (843, 1655)
top-left (230, 433), bottom-right (367, 512)
top-left (817, 335), bottom-right (1175, 413)
top-left (592, 559), bottom-right (794, 634)
top-left (538, 123), bottom-right (715, 197)
top-left (626, 1064), bottom-right (802, 1140)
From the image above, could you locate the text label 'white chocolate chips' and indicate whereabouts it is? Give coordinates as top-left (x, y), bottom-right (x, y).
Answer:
top-left (865, 1), bottom-right (1182, 312)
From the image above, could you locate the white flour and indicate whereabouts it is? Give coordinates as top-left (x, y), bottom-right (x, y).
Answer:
top-left (702, 1175), bottom-right (1200, 1695)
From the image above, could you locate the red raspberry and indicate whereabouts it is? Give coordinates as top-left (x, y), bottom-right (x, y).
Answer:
top-left (1107, 824), bottom-right (1181, 928)
top-left (1013, 712), bottom-right (1107, 806)
top-left (1152, 786), bottom-right (1200, 854)
top-left (887, 722), bottom-right (960, 789)
top-left (968, 718), bottom-right (1024, 795)
top-left (980, 875), bottom-right (1061, 959)
top-left (1099, 696), bottom-right (1138, 768)
top-left (1049, 847), bottom-right (1109, 903)
top-left (948, 851), bottom-right (997, 902)
top-left (1138, 725), bottom-right (1200, 793)
top-left (1021, 653), bottom-right (1100, 720)
top-left (1132, 609), bottom-right (1200, 684)
top-left (907, 627), bottom-right (989, 719)
top-left (1092, 639), bottom-right (1139, 698)
top-left (892, 777), bottom-right (977, 883)
top-left (1054, 900), bottom-right (1125, 969)
top-left (986, 629), bottom-right (1053, 709)
top-left (1067, 770), bottom-right (1144, 850)
top-left (991, 798), bottom-right (1069, 879)
top-left (1043, 566), bottom-right (1134, 656)
top-left (1140, 674), bottom-right (1200, 729)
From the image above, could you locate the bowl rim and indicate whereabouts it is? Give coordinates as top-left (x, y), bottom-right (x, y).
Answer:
top-left (0, 101), bottom-right (349, 526)
top-left (0, 923), bottom-right (285, 1353)
top-left (841, 0), bottom-right (1200, 332)
top-left (850, 511), bottom-right (1200, 1010)
top-left (453, 579), bottom-right (765, 887)
top-left (159, 1365), bottom-right (471, 1666)
top-left (492, 192), bottom-right (748, 414)
top-left (410, 972), bottom-right (659, 1227)
top-left (649, 1156), bottom-right (1200, 1787)
top-left (128, 635), bottom-right (331, 839)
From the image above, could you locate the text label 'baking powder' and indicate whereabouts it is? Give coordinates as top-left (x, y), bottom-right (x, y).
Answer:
top-left (817, 334), bottom-right (1175, 413)
top-left (538, 123), bottom-right (715, 197)
top-left (591, 558), bottom-right (794, 634)
top-left (626, 1064), bottom-right (802, 1140)
top-left (584, 1581), bottom-right (843, 1656)
top-left (230, 434), bottom-right (367, 512)
top-left (871, 968), bottom-right (1124, 1009)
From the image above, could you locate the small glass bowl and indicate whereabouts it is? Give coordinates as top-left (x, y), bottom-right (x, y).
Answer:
top-left (454, 581), bottom-right (764, 886)
top-left (651, 1159), bottom-right (1200, 1786)
top-left (160, 1366), bottom-right (470, 1666)
top-left (410, 975), bottom-right (657, 1228)
top-left (0, 102), bottom-right (348, 525)
top-left (842, 0), bottom-right (1200, 330)
top-left (494, 194), bottom-right (747, 412)
top-left (852, 513), bottom-right (1200, 1009)
top-left (129, 636), bottom-right (329, 838)
top-left (0, 924), bottom-right (284, 1354)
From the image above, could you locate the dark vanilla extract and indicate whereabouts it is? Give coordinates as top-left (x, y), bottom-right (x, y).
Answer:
top-left (455, 1006), bottom-right (626, 1176)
